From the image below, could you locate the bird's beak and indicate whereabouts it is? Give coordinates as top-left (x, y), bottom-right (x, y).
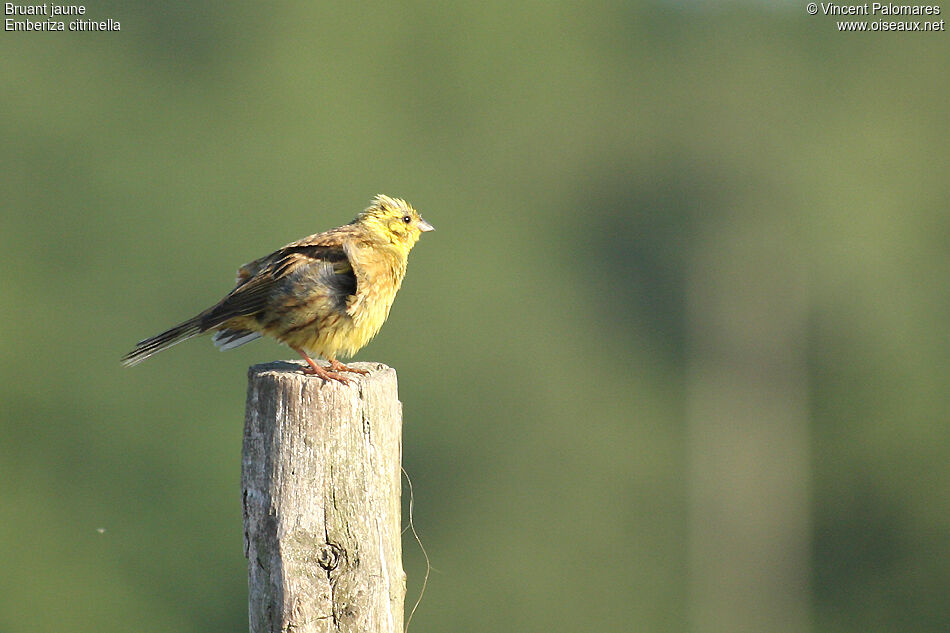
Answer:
top-left (418, 218), bottom-right (435, 232)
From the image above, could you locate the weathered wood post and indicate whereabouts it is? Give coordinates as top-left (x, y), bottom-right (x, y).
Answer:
top-left (242, 361), bottom-right (405, 633)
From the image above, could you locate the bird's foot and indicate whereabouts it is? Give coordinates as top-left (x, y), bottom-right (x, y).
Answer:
top-left (294, 349), bottom-right (353, 384)
top-left (300, 363), bottom-right (352, 384)
top-left (327, 359), bottom-right (370, 375)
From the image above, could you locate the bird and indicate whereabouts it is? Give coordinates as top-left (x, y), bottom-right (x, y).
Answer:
top-left (122, 194), bottom-right (433, 383)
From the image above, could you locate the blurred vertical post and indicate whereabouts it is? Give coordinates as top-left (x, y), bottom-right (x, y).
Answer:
top-left (686, 220), bottom-right (810, 633)
top-left (242, 361), bottom-right (405, 633)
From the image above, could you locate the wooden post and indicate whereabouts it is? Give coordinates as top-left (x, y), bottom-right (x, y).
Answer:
top-left (241, 361), bottom-right (405, 633)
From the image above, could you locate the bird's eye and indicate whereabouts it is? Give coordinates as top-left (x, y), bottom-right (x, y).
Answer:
top-left (402, 215), bottom-right (411, 223)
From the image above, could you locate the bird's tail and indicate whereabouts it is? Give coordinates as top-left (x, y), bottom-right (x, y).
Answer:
top-left (122, 316), bottom-right (204, 367)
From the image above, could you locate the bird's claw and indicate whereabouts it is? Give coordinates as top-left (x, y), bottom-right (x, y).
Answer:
top-left (300, 364), bottom-right (352, 384)
top-left (328, 359), bottom-right (369, 375)
top-left (294, 349), bottom-right (367, 383)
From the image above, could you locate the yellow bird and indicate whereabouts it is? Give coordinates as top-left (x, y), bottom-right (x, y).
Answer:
top-left (123, 194), bottom-right (433, 383)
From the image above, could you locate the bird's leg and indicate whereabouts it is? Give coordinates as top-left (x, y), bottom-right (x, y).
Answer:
top-left (293, 348), bottom-right (351, 384)
top-left (327, 358), bottom-right (370, 375)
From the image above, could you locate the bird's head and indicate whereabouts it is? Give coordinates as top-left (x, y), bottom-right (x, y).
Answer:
top-left (356, 194), bottom-right (434, 252)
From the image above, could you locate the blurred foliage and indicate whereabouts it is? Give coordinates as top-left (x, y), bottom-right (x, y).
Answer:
top-left (1, 2), bottom-right (947, 632)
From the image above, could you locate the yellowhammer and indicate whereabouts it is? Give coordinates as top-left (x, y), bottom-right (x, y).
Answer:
top-left (123, 194), bottom-right (433, 383)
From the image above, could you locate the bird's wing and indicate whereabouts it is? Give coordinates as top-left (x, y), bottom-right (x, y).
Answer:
top-left (200, 227), bottom-right (358, 330)
top-left (291, 225), bottom-right (375, 320)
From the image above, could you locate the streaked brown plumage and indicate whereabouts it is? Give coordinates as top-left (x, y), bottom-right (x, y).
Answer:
top-left (122, 194), bottom-right (433, 383)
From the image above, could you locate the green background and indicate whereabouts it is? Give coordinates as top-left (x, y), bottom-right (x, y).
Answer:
top-left (1, 2), bottom-right (947, 632)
